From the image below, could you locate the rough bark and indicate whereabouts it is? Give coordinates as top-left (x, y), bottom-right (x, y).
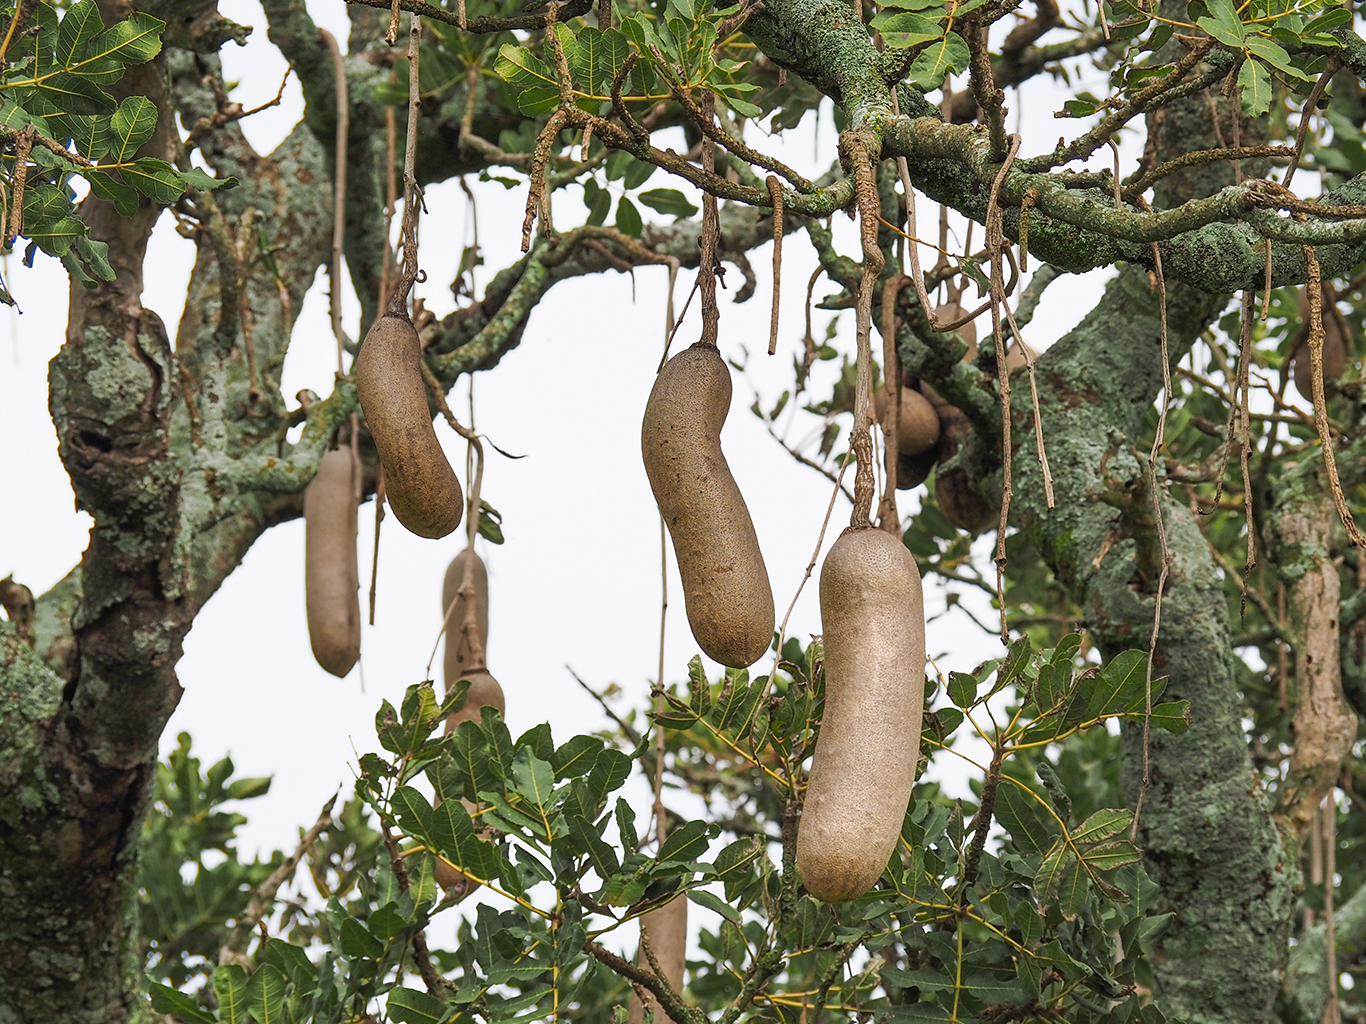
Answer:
top-left (1271, 470), bottom-right (1359, 839)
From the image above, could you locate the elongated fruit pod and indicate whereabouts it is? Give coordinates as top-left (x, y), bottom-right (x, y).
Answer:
top-left (304, 448), bottom-right (361, 677)
top-left (627, 895), bottom-right (688, 1024)
top-left (355, 313), bottom-right (463, 539)
top-left (442, 550), bottom-right (489, 687)
top-left (798, 528), bottom-right (925, 902)
top-left (642, 343), bottom-right (775, 668)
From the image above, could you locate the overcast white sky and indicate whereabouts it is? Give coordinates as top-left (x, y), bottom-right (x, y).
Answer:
top-left (0, 0), bottom-right (1130, 878)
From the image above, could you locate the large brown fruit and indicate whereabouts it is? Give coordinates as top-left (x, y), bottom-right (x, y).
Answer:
top-left (874, 385), bottom-right (941, 456)
top-left (626, 896), bottom-right (688, 1024)
top-left (443, 550), bottom-right (489, 687)
top-left (897, 447), bottom-right (939, 490)
top-left (934, 406), bottom-right (997, 533)
top-left (443, 669), bottom-right (506, 735)
top-left (798, 529), bottom-right (925, 902)
top-left (642, 343), bottom-right (775, 668)
top-left (303, 448), bottom-right (361, 677)
top-left (355, 313), bottom-right (463, 539)
top-left (1290, 316), bottom-right (1348, 402)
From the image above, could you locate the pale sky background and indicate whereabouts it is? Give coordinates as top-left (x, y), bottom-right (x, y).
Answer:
top-left (0, 0), bottom-right (1147, 943)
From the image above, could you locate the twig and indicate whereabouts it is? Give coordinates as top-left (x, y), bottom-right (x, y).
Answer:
top-left (391, 13), bottom-right (424, 311)
top-left (567, 665), bottom-right (640, 743)
top-left (369, 468), bottom-right (385, 625)
top-left (697, 93), bottom-right (721, 348)
top-left (220, 796), bottom-right (336, 965)
top-left (1132, 212), bottom-right (1172, 841)
top-left (1237, 290), bottom-right (1256, 623)
top-left (878, 273), bottom-right (909, 533)
top-left (379, 107), bottom-right (398, 311)
top-left (422, 366), bottom-right (486, 676)
top-left (842, 129), bottom-right (884, 530)
top-left (380, 824), bottom-right (452, 993)
top-left (1125, 145), bottom-right (1295, 199)
top-left (1285, 61), bottom-right (1339, 189)
top-left (321, 29), bottom-right (350, 374)
top-left (1303, 247), bottom-right (1366, 547)
top-left (988, 135), bottom-right (1023, 642)
top-left (766, 176), bottom-right (784, 356)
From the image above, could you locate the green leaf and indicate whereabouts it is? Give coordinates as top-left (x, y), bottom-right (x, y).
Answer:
top-left (213, 964), bottom-right (250, 1024)
top-left (26, 215), bottom-right (85, 256)
top-left (615, 195), bottom-right (642, 236)
top-left (570, 26), bottom-right (607, 93)
top-left (260, 938), bottom-right (313, 985)
top-left (1072, 807), bottom-right (1131, 844)
top-left (1304, 8), bottom-right (1352, 34)
top-left (658, 819), bottom-right (714, 864)
top-left (1056, 857), bottom-right (1087, 919)
top-left (56, 0), bottom-right (104, 68)
top-left (509, 749), bottom-right (557, 816)
top-left (906, 33), bottom-right (969, 89)
top-left (1195, 0), bottom-right (1243, 45)
top-left (99, 94), bottom-right (154, 162)
top-left (1088, 649), bottom-right (1148, 717)
top-left (637, 188), bottom-right (698, 217)
top-left (0, 98), bottom-right (35, 131)
top-left (146, 980), bottom-right (217, 1024)
top-left (687, 887), bottom-right (742, 923)
top-left (176, 166), bottom-right (236, 194)
top-left (86, 11), bottom-right (164, 67)
top-left (387, 986), bottom-right (453, 1024)
top-left (615, 797), bottom-right (638, 850)
top-left (871, 10), bottom-right (943, 48)
top-left (494, 44), bottom-right (555, 90)
top-left (1238, 55), bottom-right (1272, 116)
top-left (246, 964), bottom-right (287, 1024)
top-left (122, 156), bottom-right (185, 204)
top-left (947, 670), bottom-right (977, 708)
top-left (516, 86), bottom-right (559, 117)
top-left (339, 916), bottom-right (386, 960)
top-left (392, 785), bottom-right (435, 844)
top-left (568, 811), bottom-right (621, 877)
top-left (995, 781), bottom-right (1056, 854)
top-left (1035, 841), bottom-right (1071, 902)
top-left (1083, 840), bottom-right (1143, 871)
top-left (33, 72), bottom-right (114, 114)
top-left (1243, 34), bottom-right (1294, 73)
top-left (552, 734), bottom-right (604, 779)
top-left (1148, 699), bottom-right (1191, 732)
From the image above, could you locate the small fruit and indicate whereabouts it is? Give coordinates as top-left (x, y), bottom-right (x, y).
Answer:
top-left (442, 550), bottom-right (489, 688)
top-left (798, 529), bottom-right (926, 902)
top-left (303, 448), bottom-right (361, 677)
top-left (874, 385), bottom-right (941, 456)
top-left (627, 895), bottom-right (688, 1024)
top-left (355, 313), bottom-right (463, 539)
top-left (642, 343), bottom-right (775, 668)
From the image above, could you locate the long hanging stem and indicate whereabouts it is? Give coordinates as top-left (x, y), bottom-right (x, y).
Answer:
top-left (844, 130), bottom-right (884, 530)
top-left (391, 14), bottom-right (423, 314)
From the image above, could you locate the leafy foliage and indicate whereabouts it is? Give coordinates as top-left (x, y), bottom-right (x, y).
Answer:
top-left (145, 628), bottom-right (1187, 1023)
top-left (0, 0), bottom-right (234, 302)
